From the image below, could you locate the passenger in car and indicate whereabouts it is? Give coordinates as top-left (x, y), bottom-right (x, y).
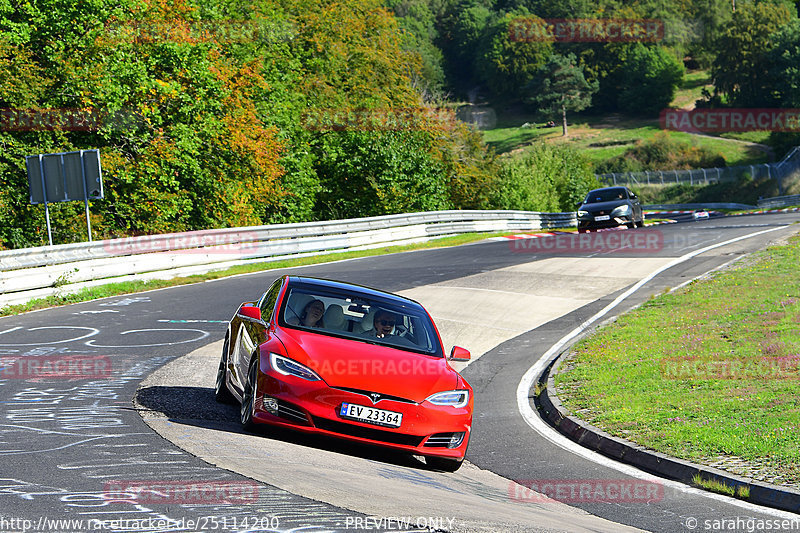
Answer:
top-left (288, 299), bottom-right (326, 328)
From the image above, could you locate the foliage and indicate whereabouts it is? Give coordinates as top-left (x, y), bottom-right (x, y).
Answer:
top-left (474, 11), bottom-right (553, 98)
top-left (635, 177), bottom-right (781, 206)
top-left (0, 0), bottom-right (499, 248)
top-left (491, 144), bottom-right (599, 211)
top-left (711, 0), bottom-right (794, 107)
top-left (313, 130), bottom-right (452, 219)
top-left (595, 132), bottom-right (726, 173)
top-left (617, 44), bottom-right (685, 115)
top-left (435, 0), bottom-right (492, 90)
top-left (763, 19), bottom-right (800, 155)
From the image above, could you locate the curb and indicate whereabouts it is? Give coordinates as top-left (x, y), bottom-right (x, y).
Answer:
top-left (536, 355), bottom-right (800, 514)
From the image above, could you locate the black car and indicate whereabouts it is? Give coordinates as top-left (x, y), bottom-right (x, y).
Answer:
top-left (577, 186), bottom-right (644, 233)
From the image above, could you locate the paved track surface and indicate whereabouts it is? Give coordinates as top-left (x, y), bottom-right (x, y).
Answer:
top-left (1, 214), bottom-right (798, 532)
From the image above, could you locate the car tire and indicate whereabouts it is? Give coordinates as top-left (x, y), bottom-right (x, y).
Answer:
top-left (214, 337), bottom-right (236, 404)
top-left (240, 355), bottom-right (259, 431)
top-left (626, 221), bottom-right (635, 229)
top-left (426, 455), bottom-right (464, 472)
top-left (636, 216), bottom-right (645, 228)
top-left (578, 229), bottom-right (587, 234)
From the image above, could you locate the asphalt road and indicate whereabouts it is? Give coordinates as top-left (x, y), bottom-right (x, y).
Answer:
top-left (0, 213), bottom-right (798, 532)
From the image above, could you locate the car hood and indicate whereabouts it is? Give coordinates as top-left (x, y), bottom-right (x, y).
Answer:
top-left (579, 200), bottom-right (630, 213)
top-left (277, 328), bottom-right (458, 402)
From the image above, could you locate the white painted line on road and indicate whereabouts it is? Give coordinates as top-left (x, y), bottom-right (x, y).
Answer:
top-left (516, 224), bottom-right (800, 518)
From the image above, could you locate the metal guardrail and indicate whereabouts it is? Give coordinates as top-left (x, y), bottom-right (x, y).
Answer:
top-left (757, 194), bottom-right (800, 209)
top-left (0, 210), bottom-right (576, 307)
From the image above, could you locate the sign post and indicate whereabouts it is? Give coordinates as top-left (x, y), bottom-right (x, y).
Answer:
top-left (25, 150), bottom-right (104, 245)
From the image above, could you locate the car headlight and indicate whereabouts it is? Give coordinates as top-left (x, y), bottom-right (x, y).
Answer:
top-left (577, 210), bottom-right (589, 217)
top-left (425, 390), bottom-right (470, 408)
top-left (611, 204), bottom-right (631, 216)
top-left (270, 353), bottom-right (321, 381)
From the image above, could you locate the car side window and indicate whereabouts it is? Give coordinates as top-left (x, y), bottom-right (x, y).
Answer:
top-left (259, 279), bottom-right (283, 323)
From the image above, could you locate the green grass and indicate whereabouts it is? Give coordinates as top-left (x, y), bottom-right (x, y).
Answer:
top-left (483, 124), bottom-right (557, 154)
top-left (670, 70), bottom-right (713, 110)
top-left (483, 111), bottom-right (769, 167)
top-left (482, 69), bottom-right (772, 167)
top-left (692, 475), bottom-right (750, 498)
top-left (719, 131), bottom-right (773, 145)
top-left (0, 231), bottom-right (517, 317)
top-left (555, 234), bottom-right (800, 486)
top-left (554, 120), bottom-right (769, 168)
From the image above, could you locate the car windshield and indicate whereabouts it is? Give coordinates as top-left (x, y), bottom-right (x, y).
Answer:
top-left (279, 285), bottom-right (443, 356)
top-left (584, 188), bottom-right (627, 204)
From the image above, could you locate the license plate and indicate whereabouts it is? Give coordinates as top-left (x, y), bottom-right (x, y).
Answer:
top-left (594, 215), bottom-right (610, 221)
top-left (340, 403), bottom-right (402, 428)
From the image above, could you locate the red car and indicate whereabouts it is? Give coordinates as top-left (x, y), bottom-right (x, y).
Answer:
top-left (215, 275), bottom-right (473, 471)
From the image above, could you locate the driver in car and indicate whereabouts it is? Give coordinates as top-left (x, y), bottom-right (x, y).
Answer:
top-left (365, 309), bottom-right (397, 338)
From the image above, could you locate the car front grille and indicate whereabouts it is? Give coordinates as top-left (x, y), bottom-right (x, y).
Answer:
top-left (331, 386), bottom-right (417, 405)
top-left (311, 416), bottom-right (424, 447)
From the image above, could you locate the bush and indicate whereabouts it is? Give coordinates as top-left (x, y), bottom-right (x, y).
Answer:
top-left (595, 132), bottom-right (726, 174)
top-left (491, 144), bottom-right (599, 212)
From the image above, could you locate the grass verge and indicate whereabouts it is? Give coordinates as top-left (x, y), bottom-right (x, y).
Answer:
top-left (483, 111), bottom-right (769, 168)
top-left (554, 233), bottom-right (800, 487)
top-left (0, 231), bottom-right (515, 317)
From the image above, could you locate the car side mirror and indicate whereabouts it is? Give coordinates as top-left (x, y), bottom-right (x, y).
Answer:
top-left (449, 346), bottom-right (471, 362)
top-left (238, 304), bottom-right (263, 322)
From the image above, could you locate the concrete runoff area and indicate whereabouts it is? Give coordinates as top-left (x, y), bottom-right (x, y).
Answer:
top-left (399, 256), bottom-right (675, 365)
top-left (137, 254), bottom-right (686, 532)
top-left (139, 341), bottom-right (648, 533)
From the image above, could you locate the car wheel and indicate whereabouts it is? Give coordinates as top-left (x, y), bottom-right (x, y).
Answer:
top-left (636, 216), bottom-right (645, 228)
top-left (240, 355), bottom-right (259, 431)
top-left (426, 455), bottom-right (464, 472)
top-left (578, 228), bottom-right (587, 234)
top-left (214, 337), bottom-right (236, 404)
top-left (626, 221), bottom-right (635, 229)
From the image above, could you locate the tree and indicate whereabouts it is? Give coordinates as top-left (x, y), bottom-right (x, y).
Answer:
top-left (712, 0), bottom-right (793, 107)
top-left (474, 11), bottom-right (553, 99)
top-left (436, 0), bottom-right (492, 90)
top-left (526, 54), bottom-right (597, 136)
top-left (763, 19), bottom-right (800, 157)
top-left (617, 44), bottom-right (684, 115)
top-left (765, 19), bottom-right (800, 107)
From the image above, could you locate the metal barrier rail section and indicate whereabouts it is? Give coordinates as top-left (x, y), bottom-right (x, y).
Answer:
top-left (757, 194), bottom-right (800, 209)
top-left (0, 210), bottom-right (576, 307)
